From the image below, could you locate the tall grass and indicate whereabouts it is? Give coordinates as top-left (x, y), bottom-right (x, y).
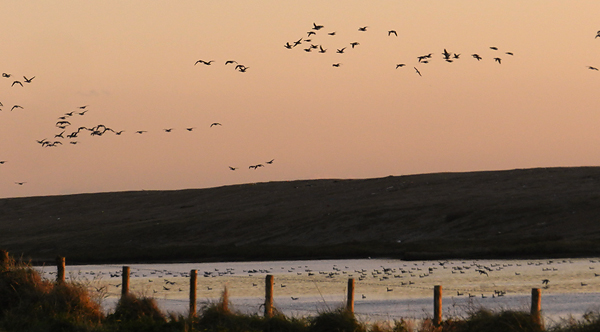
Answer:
top-left (4, 251), bottom-right (600, 331)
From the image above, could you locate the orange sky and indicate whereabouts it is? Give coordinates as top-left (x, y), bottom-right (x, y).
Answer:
top-left (1, 1), bottom-right (600, 198)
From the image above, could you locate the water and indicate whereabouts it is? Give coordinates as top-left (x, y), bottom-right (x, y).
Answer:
top-left (36, 258), bottom-right (600, 323)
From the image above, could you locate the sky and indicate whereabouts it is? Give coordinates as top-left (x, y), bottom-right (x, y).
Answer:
top-left (1, 1), bottom-right (600, 198)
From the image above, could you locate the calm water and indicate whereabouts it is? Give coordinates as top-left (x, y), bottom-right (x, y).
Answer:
top-left (37, 258), bottom-right (600, 323)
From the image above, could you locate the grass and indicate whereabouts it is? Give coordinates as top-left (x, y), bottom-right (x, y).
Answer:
top-left (4, 251), bottom-right (600, 331)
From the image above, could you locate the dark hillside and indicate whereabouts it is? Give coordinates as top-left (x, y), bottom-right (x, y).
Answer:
top-left (1, 167), bottom-right (600, 264)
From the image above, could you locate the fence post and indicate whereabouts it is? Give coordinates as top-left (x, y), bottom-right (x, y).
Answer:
top-left (189, 270), bottom-right (197, 320)
top-left (0, 250), bottom-right (9, 268)
top-left (56, 256), bottom-right (65, 283)
top-left (531, 288), bottom-right (543, 329)
top-left (347, 278), bottom-right (355, 313)
top-left (265, 274), bottom-right (274, 318)
top-left (434, 285), bottom-right (442, 326)
top-left (122, 266), bottom-right (130, 297)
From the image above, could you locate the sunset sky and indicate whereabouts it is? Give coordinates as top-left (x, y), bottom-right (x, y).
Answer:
top-left (1, 1), bottom-right (600, 198)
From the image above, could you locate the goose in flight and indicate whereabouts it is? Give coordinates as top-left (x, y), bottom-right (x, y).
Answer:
top-left (328, 31), bottom-right (336, 36)
top-left (266, 159), bottom-right (274, 164)
top-left (388, 30), bottom-right (398, 36)
top-left (414, 67), bottom-right (422, 76)
top-left (11, 105), bottom-right (23, 111)
top-left (596, 30), bottom-right (600, 38)
top-left (186, 127), bottom-right (196, 131)
top-left (494, 57), bottom-right (502, 64)
top-left (350, 42), bottom-right (360, 48)
top-left (11, 81), bottom-right (23, 87)
top-left (210, 122), bottom-right (222, 127)
top-left (163, 128), bottom-right (173, 132)
top-left (358, 26), bottom-right (368, 31)
top-left (15, 182), bottom-right (26, 185)
top-left (195, 60), bottom-right (214, 65)
top-left (55, 131), bottom-right (65, 138)
top-left (79, 105), bottom-right (88, 109)
top-left (2, 73), bottom-right (10, 78)
top-left (229, 166), bottom-right (237, 171)
top-left (0, 161), bottom-right (6, 164)
top-left (490, 46), bottom-right (498, 50)
top-left (284, 42), bottom-right (293, 49)
top-left (588, 66), bottom-right (599, 71)
top-left (225, 60), bottom-right (237, 65)
top-left (293, 38), bottom-right (303, 47)
top-left (318, 45), bottom-right (327, 53)
top-left (505, 52), bottom-right (514, 56)
top-left (471, 53), bottom-right (482, 61)
top-left (312, 23), bottom-right (324, 30)
top-left (332, 63), bottom-right (341, 67)
top-left (442, 49), bottom-right (451, 60)
top-left (395, 64), bottom-right (406, 69)
top-left (307, 31), bottom-right (316, 37)
top-left (336, 47), bottom-right (346, 53)
top-left (23, 76), bottom-right (35, 83)
top-left (135, 130), bottom-right (147, 134)
top-left (78, 110), bottom-right (88, 115)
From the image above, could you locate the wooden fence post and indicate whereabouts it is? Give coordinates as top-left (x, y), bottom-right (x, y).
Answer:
top-left (347, 278), bottom-right (355, 313)
top-left (0, 250), bottom-right (9, 267)
top-left (56, 256), bottom-right (65, 283)
top-left (189, 270), bottom-right (197, 320)
top-left (265, 274), bottom-right (274, 318)
top-left (434, 285), bottom-right (442, 326)
top-left (531, 288), bottom-right (543, 329)
top-left (122, 266), bottom-right (130, 297)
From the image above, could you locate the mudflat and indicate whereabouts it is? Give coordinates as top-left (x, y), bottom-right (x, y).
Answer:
top-left (2, 166), bottom-right (600, 264)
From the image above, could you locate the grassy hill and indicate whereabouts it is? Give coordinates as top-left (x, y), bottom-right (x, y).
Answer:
top-left (1, 167), bottom-right (600, 264)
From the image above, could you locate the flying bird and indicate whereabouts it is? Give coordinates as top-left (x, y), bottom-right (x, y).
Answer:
top-left (312, 23), bottom-right (324, 30)
top-left (332, 63), bottom-right (341, 67)
top-left (596, 30), bottom-right (600, 38)
top-left (79, 105), bottom-right (88, 109)
top-left (318, 45), bottom-right (327, 53)
top-left (414, 67), bottom-right (422, 76)
top-left (490, 46), bottom-right (498, 50)
top-left (494, 57), bottom-right (502, 64)
top-left (225, 60), bottom-right (238, 65)
top-left (388, 30), bottom-right (398, 36)
top-left (14, 182), bottom-right (26, 185)
top-left (328, 31), bottom-right (336, 36)
top-left (2, 73), bottom-right (10, 78)
top-left (266, 159), bottom-right (274, 164)
top-left (350, 42), bottom-right (360, 48)
top-left (186, 127), bottom-right (196, 131)
top-left (11, 105), bottom-right (23, 111)
top-left (505, 52), bottom-right (514, 56)
top-left (23, 76), bottom-right (35, 83)
top-left (11, 81), bottom-right (23, 87)
top-left (163, 128), bottom-right (174, 132)
top-left (284, 42), bottom-right (293, 49)
top-left (358, 26), bottom-right (368, 31)
top-left (210, 123), bottom-right (222, 127)
top-left (229, 166), bottom-right (237, 171)
top-left (135, 130), bottom-right (147, 134)
top-left (396, 64), bottom-right (406, 69)
top-left (336, 47), bottom-right (346, 53)
top-left (307, 31), bottom-right (316, 37)
top-left (472, 53), bottom-right (482, 61)
top-left (589, 66), bottom-right (599, 71)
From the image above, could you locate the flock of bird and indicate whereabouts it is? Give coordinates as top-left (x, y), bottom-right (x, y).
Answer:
top-left (283, 23), bottom-right (515, 75)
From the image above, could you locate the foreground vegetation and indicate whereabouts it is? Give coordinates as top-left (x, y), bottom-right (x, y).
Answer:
top-left (2, 253), bottom-right (600, 331)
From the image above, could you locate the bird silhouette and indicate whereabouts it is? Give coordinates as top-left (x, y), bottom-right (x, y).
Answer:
top-left (358, 26), bottom-right (368, 31)
top-left (328, 31), bottom-right (336, 36)
top-left (490, 46), bottom-right (498, 50)
top-left (494, 57), bottom-right (502, 64)
top-left (472, 54), bottom-right (482, 61)
top-left (318, 45), bottom-right (327, 53)
top-left (135, 130), bottom-right (147, 134)
top-left (284, 42), bottom-right (293, 49)
top-left (312, 23), bottom-right (324, 30)
top-left (505, 52), bottom-right (514, 56)
top-left (11, 81), bottom-right (23, 87)
top-left (266, 159), bottom-right (274, 164)
top-left (195, 60), bottom-right (214, 65)
top-left (10, 105), bottom-right (23, 111)
top-left (2, 73), bottom-right (10, 78)
top-left (414, 67), bottom-right (422, 76)
top-left (336, 47), bottom-right (346, 53)
top-left (396, 64), bottom-right (406, 69)
top-left (23, 76), bottom-right (35, 83)
top-left (186, 127), bottom-right (196, 131)
top-left (225, 60), bottom-right (238, 65)
top-left (229, 166), bottom-right (237, 171)
top-left (163, 128), bottom-right (173, 132)
top-left (350, 42), bottom-right (360, 48)
top-left (588, 66), bottom-right (599, 71)
top-left (332, 63), bottom-right (341, 67)
top-left (388, 30), bottom-right (398, 36)
top-left (307, 31), bottom-right (316, 37)
top-left (210, 123), bottom-right (222, 127)
top-left (15, 182), bottom-right (26, 185)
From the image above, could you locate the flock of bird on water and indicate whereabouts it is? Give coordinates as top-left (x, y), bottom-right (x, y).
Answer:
top-left (2, 24), bottom-right (600, 187)
top-left (39, 259), bottom-right (600, 307)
